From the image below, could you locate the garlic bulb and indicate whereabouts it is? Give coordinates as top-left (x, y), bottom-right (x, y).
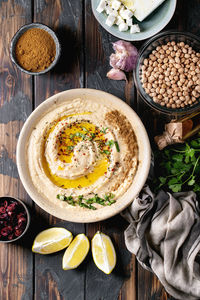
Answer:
top-left (109, 40), bottom-right (138, 72)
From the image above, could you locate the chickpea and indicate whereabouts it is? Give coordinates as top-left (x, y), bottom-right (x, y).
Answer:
top-left (162, 45), bottom-right (168, 51)
top-left (192, 96), bottom-right (197, 102)
top-left (145, 88), bottom-right (150, 94)
top-left (148, 77), bottom-right (154, 83)
top-left (160, 88), bottom-right (165, 94)
top-left (182, 48), bottom-right (187, 54)
top-left (147, 66), bottom-right (153, 72)
top-left (193, 57), bottom-right (199, 63)
top-left (156, 46), bottom-right (161, 51)
top-left (171, 51), bottom-right (176, 57)
top-left (176, 100), bottom-right (182, 105)
top-left (141, 77), bottom-right (147, 83)
top-left (178, 68), bottom-right (184, 74)
top-left (175, 57), bottom-right (180, 64)
top-left (195, 85), bottom-right (200, 93)
top-left (167, 89), bottom-right (173, 95)
top-left (174, 45), bottom-right (178, 51)
top-left (173, 96), bottom-right (178, 101)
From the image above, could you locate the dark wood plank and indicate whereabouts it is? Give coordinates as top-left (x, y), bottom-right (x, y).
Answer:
top-left (33, 1), bottom-right (85, 299)
top-left (0, 1), bottom-right (33, 299)
top-left (136, 1), bottom-right (200, 299)
top-left (85, 1), bottom-right (137, 299)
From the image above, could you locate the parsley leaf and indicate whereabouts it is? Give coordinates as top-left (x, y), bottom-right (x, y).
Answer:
top-left (101, 127), bottom-right (108, 134)
top-left (169, 183), bottom-right (182, 193)
top-left (114, 141), bottom-right (120, 152)
top-left (106, 140), bottom-right (115, 147)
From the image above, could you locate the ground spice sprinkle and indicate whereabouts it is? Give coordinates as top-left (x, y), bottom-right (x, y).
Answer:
top-left (15, 28), bottom-right (56, 72)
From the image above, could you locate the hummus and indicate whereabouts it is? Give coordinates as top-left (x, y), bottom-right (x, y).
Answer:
top-left (27, 98), bottom-right (138, 210)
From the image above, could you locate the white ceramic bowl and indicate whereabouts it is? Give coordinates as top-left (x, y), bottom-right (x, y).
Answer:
top-left (92, 0), bottom-right (177, 41)
top-left (17, 89), bottom-right (151, 223)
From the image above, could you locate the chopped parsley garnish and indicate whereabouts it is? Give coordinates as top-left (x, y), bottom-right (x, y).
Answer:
top-left (74, 132), bottom-right (86, 139)
top-left (106, 140), bottom-right (115, 147)
top-left (57, 194), bottom-right (75, 206)
top-left (57, 194), bottom-right (65, 201)
top-left (69, 132), bottom-right (86, 140)
top-left (103, 150), bottom-right (111, 155)
top-left (56, 193), bottom-right (116, 210)
top-left (114, 141), bottom-right (120, 152)
top-left (105, 140), bottom-right (120, 152)
top-left (101, 127), bottom-right (108, 134)
top-left (81, 127), bottom-right (89, 132)
top-left (67, 146), bottom-right (74, 151)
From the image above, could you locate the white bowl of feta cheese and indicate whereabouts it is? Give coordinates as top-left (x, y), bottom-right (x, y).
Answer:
top-left (92, 0), bottom-right (177, 41)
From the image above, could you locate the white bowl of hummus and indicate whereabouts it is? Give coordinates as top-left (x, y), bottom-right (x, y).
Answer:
top-left (17, 89), bottom-right (151, 223)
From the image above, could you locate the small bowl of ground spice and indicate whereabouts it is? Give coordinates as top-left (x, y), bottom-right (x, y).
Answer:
top-left (134, 31), bottom-right (200, 115)
top-left (0, 196), bottom-right (30, 243)
top-left (10, 23), bottom-right (61, 75)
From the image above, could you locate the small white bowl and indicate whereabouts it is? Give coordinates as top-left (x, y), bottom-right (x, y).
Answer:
top-left (16, 89), bottom-right (151, 223)
top-left (92, 0), bottom-right (177, 41)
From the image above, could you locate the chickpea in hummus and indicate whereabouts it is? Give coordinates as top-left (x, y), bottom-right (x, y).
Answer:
top-left (27, 98), bottom-right (138, 210)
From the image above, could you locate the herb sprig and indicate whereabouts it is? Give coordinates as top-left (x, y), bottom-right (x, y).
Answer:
top-left (105, 140), bottom-right (120, 152)
top-left (101, 127), bottom-right (108, 134)
top-left (57, 193), bottom-right (116, 209)
top-left (152, 137), bottom-right (200, 194)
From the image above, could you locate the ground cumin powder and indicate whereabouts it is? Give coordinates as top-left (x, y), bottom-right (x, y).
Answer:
top-left (15, 28), bottom-right (56, 72)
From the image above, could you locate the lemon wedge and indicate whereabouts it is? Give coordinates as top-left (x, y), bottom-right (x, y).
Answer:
top-left (62, 233), bottom-right (90, 270)
top-left (92, 231), bottom-right (116, 274)
top-left (32, 227), bottom-right (73, 254)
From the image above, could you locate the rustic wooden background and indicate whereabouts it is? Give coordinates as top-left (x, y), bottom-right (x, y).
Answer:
top-left (0, 0), bottom-right (199, 299)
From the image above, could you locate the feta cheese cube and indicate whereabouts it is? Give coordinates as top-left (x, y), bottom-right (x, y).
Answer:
top-left (118, 22), bottom-right (128, 32)
top-left (115, 15), bottom-right (124, 25)
top-left (105, 5), bottom-right (113, 15)
top-left (130, 24), bottom-right (140, 34)
top-left (106, 14), bottom-right (116, 27)
top-left (122, 9), bottom-right (133, 19)
top-left (119, 7), bottom-right (125, 17)
top-left (96, 0), bottom-right (106, 13)
top-left (111, 0), bottom-right (121, 10)
top-left (111, 9), bottom-right (118, 17)
top-left (126, 18), bottom-right (133, 26)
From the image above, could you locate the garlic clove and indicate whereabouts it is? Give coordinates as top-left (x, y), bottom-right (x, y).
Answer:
top-left (106, 68), bottom-right (127, 81)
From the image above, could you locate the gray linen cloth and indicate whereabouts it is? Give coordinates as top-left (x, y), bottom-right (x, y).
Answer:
top-left (121, 186), bottom-right (200, 300)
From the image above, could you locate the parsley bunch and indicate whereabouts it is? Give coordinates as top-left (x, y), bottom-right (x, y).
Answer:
top-left (152, 137), bottom-right (200, 195)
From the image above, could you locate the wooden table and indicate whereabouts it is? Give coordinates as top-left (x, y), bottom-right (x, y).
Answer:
top-left (0, 1), bottom-right (199, 299)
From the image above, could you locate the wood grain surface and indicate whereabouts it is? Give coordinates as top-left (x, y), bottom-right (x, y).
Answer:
top-left (0, 0), bottom-right (199, 299)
